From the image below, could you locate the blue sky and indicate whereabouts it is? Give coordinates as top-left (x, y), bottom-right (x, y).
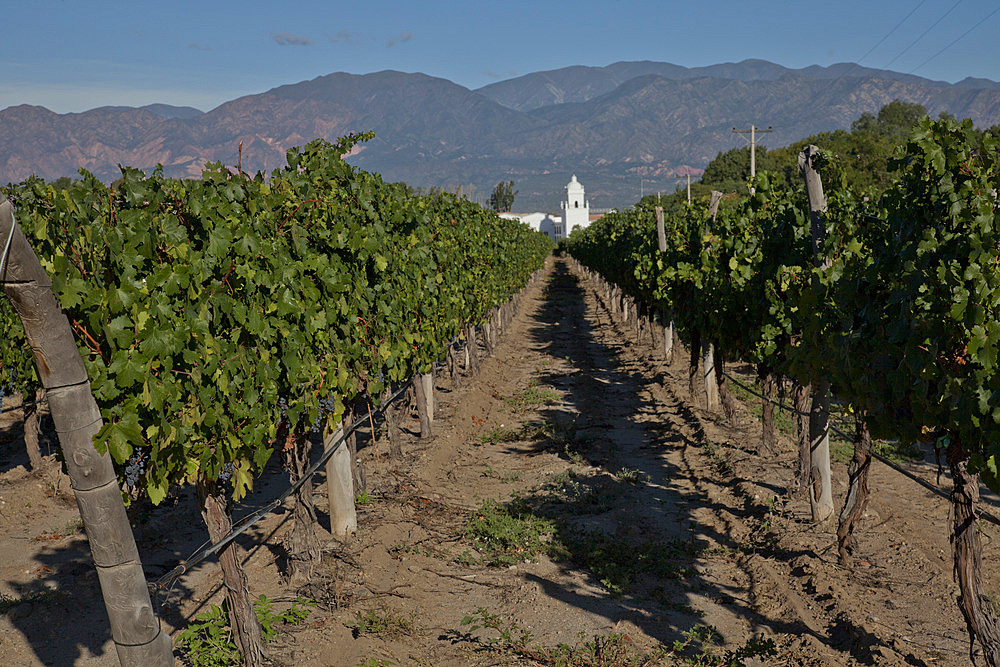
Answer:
top-left (4, 0), bottom-right (999, 113)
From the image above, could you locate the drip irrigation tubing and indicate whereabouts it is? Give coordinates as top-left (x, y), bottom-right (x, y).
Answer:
top-left (152, 380), bottom-right (411, 592)
top-left (722, 370), bottom-right (1000, 528)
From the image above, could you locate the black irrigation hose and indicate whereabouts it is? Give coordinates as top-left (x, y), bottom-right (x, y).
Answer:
top-left (0, 398), bottom-right (46, 415)
top-left (722, 370), bottom-right (1000, 528)
top-left (152, 380), bottom-right (411, 592)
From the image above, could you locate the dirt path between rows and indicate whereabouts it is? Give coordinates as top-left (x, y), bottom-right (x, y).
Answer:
top-left (0, 256), bottom-right (995, 666)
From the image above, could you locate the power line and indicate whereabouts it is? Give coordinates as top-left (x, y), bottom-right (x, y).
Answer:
top-left (909, 5), bottom-right (1000, 74)
top-left (825, 1), bottom-right (926, 90)
top-left (856, 0), bottom-right (928, 68)
top-left (882, 0), bottom-right (964, 70)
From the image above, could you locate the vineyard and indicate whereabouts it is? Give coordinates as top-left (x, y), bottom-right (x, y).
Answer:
top-left (0, 116), bottom-right (999, 666)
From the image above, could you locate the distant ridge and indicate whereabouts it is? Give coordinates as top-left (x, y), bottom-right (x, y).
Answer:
top-left (3, 59), bottom-right (1000, 209)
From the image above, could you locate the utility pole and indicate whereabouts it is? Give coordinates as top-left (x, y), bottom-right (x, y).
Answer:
top-left (686, 173), bottom-right (691, 204)
top-left (732, 124), bottom-right (773, 183)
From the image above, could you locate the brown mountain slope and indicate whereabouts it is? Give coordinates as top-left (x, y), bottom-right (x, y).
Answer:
top-left (3, 61), bottom-right (1000, 208)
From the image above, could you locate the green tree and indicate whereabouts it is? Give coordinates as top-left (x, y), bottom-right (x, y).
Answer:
top-left (489, 180), bottom-right (517, 212)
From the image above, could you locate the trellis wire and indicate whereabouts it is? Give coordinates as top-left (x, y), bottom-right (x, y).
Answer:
top-left (152, 380), bottom-right (410, 593)
top-left (721, 370), bottom-right (1000, 527)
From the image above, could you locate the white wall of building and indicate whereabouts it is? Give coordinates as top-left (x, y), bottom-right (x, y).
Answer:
top-left (499, 211), bottom-right (563, 241)
top-left (560, 175), bottom-right (590, 237)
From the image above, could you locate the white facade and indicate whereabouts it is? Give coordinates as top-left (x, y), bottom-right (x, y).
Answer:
top-left (560, 175), bottom-right (590, 237)
top-left (499, 211), bottom-right (563, 241)
top-left (497, 176), bottom-right (593, 242)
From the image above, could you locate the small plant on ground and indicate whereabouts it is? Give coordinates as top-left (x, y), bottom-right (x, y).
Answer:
top-left (615, 467), bottom-right (649, 485)
top-left (479, 426), bottom-right (522, 445)
top-left (357, 659), bottom-right (395, 667)
top-left (552, 532), bottom-right (703, 597)
top-left (482, 465), bottom-right (522, 482)
top-left (175, 595), bottom-right (314, 666)
top-left (345, 606), bottom-right (416, 639)
top-left (356, 490), bottom-right (377, 505)
top-left (464, 498), bottom-right (554, 566)
top-left (461, 607), bottom-right (534, 649)
top-left (507, 385), bottom-right (560, 412)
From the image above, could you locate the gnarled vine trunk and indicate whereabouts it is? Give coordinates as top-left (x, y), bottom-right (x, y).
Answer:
top-left (282, 429), bottom-right (320, 582)
top-left (715, 345), bottom-right (737, 427)
top-left (947, 435), bottom-right (1000, 665)
top-left (836, 411), bottom-right (872, 564)
top-left (23, 388), bottom-right (44, 470)
top-left (759, 367), bottom-right (776, 454)
top-left (383, 387), bottom-right (405, 459)
top-left (197, 479), bottom-right (265, 666)
top-left (792, 382), bottom-right (811, 496)
top-left (688, 329), bottom-right (702, 400)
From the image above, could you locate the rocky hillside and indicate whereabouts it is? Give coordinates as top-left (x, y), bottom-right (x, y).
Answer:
top-left (3, 59), bottom-right (999, 209)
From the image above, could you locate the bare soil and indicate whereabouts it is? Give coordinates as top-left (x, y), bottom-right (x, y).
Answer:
top-left (0, 256), bottom-right (996, 666)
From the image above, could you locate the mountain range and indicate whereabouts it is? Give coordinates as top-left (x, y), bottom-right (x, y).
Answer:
top-left (4, 59), bottom-right (1000, 210)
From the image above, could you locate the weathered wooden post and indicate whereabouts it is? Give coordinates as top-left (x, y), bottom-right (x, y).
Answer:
top-left (701, 194), bottom-right (724, 413)
top-left (325, 423), bottom-right (357, 539)
top-left (412, 372), bottom-right (432, 438)
top-left (798, 146), bottom-right (834, 523)
top-left (421, 371), bottom-right (434, 423)
top-left (0, 200), bottom-right (174, 665)
top-left (656, 206), bottom-right (674, 364)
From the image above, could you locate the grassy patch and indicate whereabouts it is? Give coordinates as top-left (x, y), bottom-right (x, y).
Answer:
top-left (482, 465), bottom-right (522, 482)
top-left (454, 607), bottom-right (775, 666)
top-left (345, 606), bottom-right (416, 639)
top-left (507, 384), bottom-right (561, 412)
top-left (552, 533), bottom-right (703, 597)
top-left (176, 595), bottom-right (313, 667)
top-left (464, 498), bottom-right (555, 566)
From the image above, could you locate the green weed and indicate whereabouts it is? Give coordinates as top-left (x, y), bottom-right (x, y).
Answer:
top-left (175, 595), bottom-right (313, 667)
top-left (482, 465), bottom-right (522, 482)
top-left (552, 533), bottom-right (703, 597)
top-left (507, 386), bottom-right (560, 412)
top-left (464, 498), bottom-right (555, 566)
top-left (615, 467), bottom-right (649, 485)
top-left (461, 607), bottom-right (534, 648)
top-left (0, 590), bottom-right (63, 615)
top-left (356, 490), bottom-right (378, 505)
top-left (345, 606), bottom-right (416, 639)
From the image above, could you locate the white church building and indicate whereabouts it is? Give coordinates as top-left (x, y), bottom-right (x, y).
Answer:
top-left (499, 175), bottom-right (595, 242)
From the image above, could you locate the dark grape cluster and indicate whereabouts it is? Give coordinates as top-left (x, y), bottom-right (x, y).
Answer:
top-left (219, 462), bottom-right (235, 482)
top-left (311, 396), bottom-right (338, 434)
top-left (124, 451), bottom-right (146, 488)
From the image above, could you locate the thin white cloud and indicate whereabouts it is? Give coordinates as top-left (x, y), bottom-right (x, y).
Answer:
top-left (271, 32), bottom-right (314, 46)
top-left (325, 29), bottom-right (361, 44)
top-left (385, 32), bottom-right (413, 48)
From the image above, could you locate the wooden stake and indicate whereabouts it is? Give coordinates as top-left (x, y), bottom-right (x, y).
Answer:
top-left (0, 200), bottom-right (173, 666)
top-left (325, 424), bottom-right (357, 539)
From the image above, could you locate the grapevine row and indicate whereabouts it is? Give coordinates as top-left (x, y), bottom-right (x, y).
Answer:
top-left (0, 132), bottom-right (551, 663)
top-left (564, 116), bottom-right (1000, 661)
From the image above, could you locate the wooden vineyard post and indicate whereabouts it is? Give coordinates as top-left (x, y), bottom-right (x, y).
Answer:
top-left (466, 323), bottom-right (478, 375)
top-left (702, 342), bottom-right (720, 412)
top-left (655, 206), bottom-right (675, 364)
top-left (412, 372), bottom-right (432, 438)
top-left (799, 146), bottom-right (834, 523)
top-left (0, 200), bottom-right (174, 665)
top-left (325, 423), bottom-right (357, 539)
top-left (700, 195), bottom-right (721, 413)
top-left (421, 371), bottom-right (434, 423)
